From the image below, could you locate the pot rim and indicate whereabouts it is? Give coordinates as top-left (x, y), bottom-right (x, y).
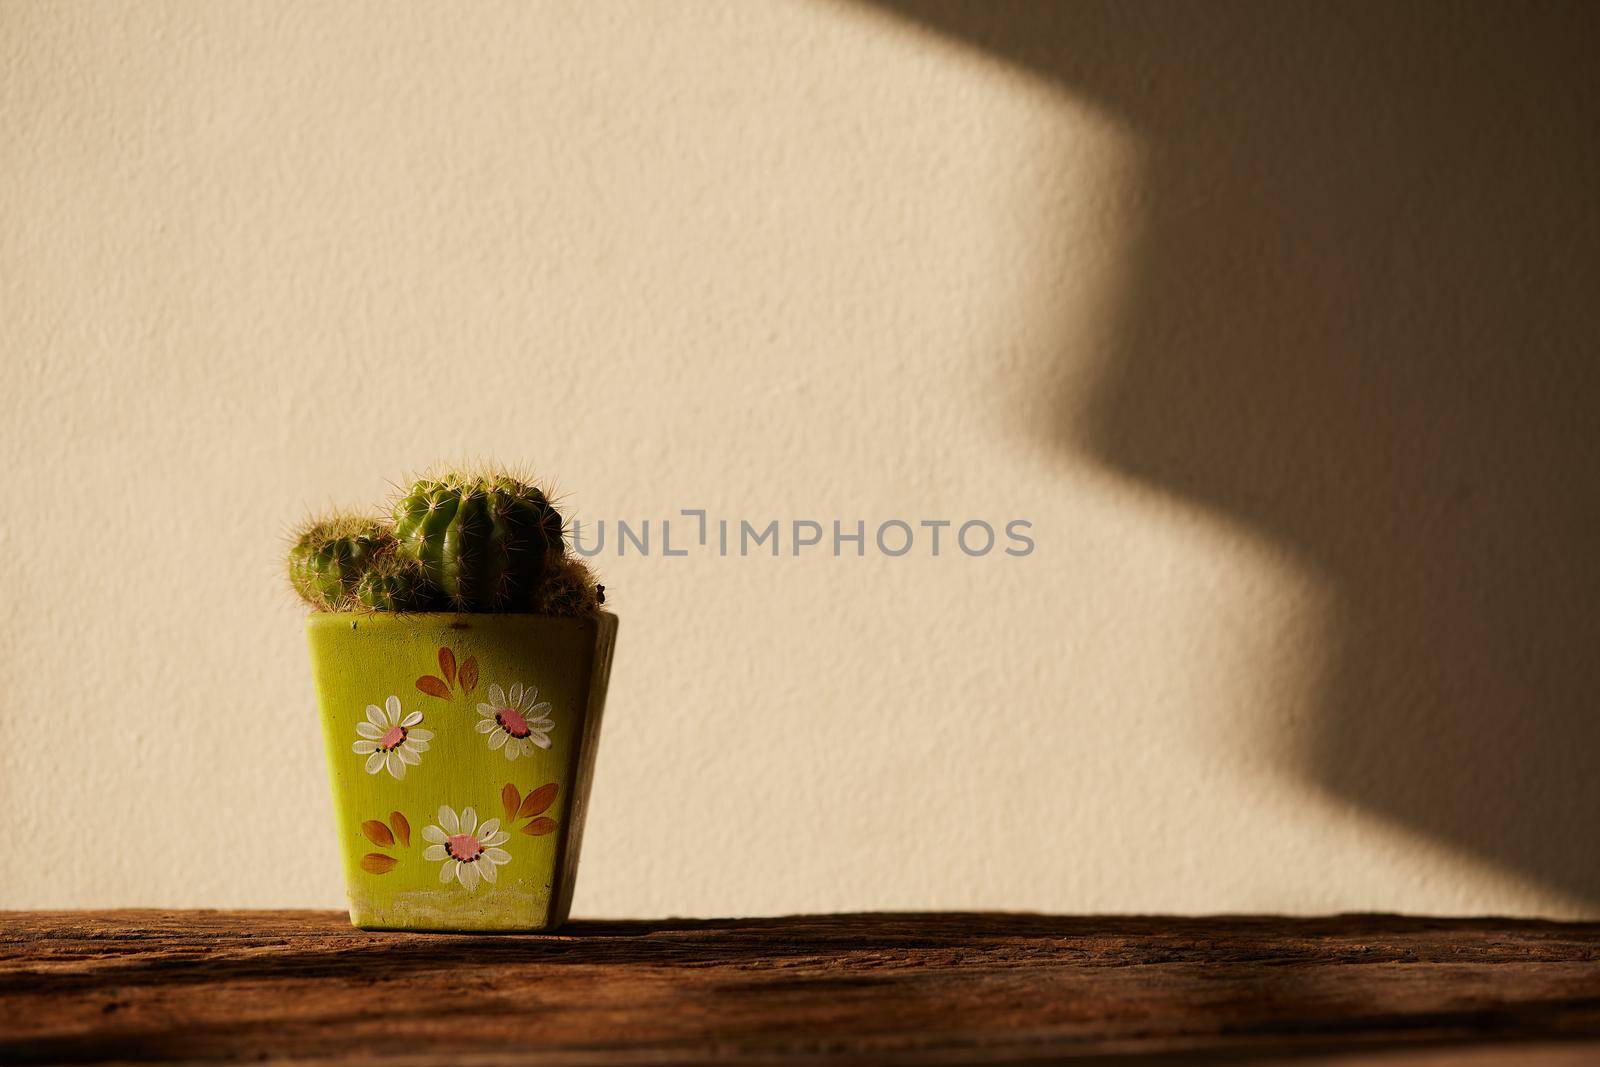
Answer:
top-left (305, 609), bottom-right (617, 627)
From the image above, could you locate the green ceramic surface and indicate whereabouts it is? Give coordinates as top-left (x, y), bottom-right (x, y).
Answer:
top-left (306, 611), bottom-right (617, 931)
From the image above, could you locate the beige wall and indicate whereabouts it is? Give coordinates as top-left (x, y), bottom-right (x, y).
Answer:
top-left (3, 1), bottom-right (1596, 917)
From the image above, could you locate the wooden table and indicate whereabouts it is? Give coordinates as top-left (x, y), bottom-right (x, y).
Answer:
top-left (3, 911), bottom-right (1599, 1064)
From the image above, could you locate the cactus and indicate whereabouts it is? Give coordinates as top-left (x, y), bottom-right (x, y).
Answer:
top-left (287, 470), bottom-right (601, 617)
top-left (530, 551), bottom-right (604, 618)
top-left (391, 472), bottom-right (564, 612)
top-left (288, 516), bottom-right (397, 610)
top-left (352, 553), bottom-right (433, 612)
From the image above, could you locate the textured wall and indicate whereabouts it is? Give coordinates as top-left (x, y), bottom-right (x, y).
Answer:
top-left (2, 0), bottom-right (1596, 917)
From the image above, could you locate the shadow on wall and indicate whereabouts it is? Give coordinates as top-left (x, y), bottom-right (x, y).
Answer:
top-left (867, 1), bottom-right (1600, 903)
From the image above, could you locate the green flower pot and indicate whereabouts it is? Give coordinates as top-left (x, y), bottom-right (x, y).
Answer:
top-left (306, 611), bottom-right (618, 931)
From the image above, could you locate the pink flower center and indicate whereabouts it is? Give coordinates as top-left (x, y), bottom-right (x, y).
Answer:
top-left (496, 706), bottom-right (530, 738)
top-left (446, 833), bottom-right (482, 862)
top-left (379, 725), bottom-right (406, 750)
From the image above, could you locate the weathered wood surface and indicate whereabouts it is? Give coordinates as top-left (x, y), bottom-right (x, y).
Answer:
top-left (2, 911), bottom-right (1599, 1065)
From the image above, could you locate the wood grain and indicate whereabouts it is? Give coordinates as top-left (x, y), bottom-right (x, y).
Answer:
top-left (2, 911), bottom-right (1598, 1064)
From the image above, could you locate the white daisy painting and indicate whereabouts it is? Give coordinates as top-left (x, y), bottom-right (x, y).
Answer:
top-left (352, 695), bottom-right (432, 780)
top-left (423, 805), bottom-right (512, 891)
top-left (475, 683), bottom-right (554, 760)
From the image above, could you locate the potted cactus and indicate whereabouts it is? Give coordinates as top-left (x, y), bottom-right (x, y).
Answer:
top-left (290, 470), bottom-right (616, 932)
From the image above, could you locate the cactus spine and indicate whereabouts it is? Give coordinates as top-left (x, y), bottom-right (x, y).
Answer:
top-left (391, 473), bottom-right (564, 612)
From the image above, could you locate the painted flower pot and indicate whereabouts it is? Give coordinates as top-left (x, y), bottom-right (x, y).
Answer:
top-left (306, 611), bottom-right (618, 931)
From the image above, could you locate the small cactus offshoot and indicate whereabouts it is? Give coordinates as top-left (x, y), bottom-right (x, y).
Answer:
top-left (530, 552), bottom-right (604, 617)
top-left (287, 516), bottom-right (396, 611)
top-left (353, 553), bottom-right (435, 612)
top-left (285, 469), bottom-right (604, 617)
